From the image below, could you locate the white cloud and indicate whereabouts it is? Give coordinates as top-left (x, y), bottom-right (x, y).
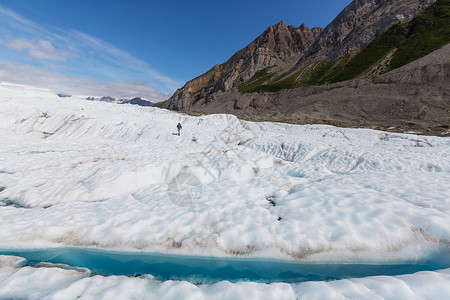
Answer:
top-left (2, 39), bottom-right (31, 50)
top-left (0, 4), bottom-right (180, 95)
top-left (1, 38), bottom-right (67, 61)
top-left (66, 30), bottom-right (179, 91)
top-left (0, 61), bottom-right (170, 102)
top-left (0, 5), bottom-right (42, 36)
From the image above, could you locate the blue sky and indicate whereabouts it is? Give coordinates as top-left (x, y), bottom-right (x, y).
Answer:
top-left (0, 0), bottom-right (352, 101)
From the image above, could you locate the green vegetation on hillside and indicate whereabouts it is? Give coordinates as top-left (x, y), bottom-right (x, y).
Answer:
top-left (385, 0), bottom-right (450, 72)
top-left (238, 67), bottom-right (275, 93)
top-left (238, 68), bottom-right (308, 93)
top-left (238, 0), bottom-right (450, 93)
top-left (304, 62), bottom-right (335, 85)
top-left (296, 23), bottom-right (408, 86)
top-left (274, 69), bottom-right (305, 88)
top-left (323, 24), bottom-right (407, 82)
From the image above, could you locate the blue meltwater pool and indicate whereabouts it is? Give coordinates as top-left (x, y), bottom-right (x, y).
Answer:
top-left (0, 248), bottom-right (448, 283)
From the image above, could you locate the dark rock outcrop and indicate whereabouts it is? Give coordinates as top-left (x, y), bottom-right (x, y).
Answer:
top-left (100, 96), bottom-right (116, 102)
top-left (57, 93), bottom-right (72, 98)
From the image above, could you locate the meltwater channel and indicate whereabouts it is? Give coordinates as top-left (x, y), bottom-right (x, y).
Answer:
top-left (0, 248), bottom-right (447, 283)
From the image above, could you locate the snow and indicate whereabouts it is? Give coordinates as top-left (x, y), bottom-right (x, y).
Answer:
top-left (0, 257), bottom-right (449, 299)
top-left (0, 82), bottom-right (449, 298)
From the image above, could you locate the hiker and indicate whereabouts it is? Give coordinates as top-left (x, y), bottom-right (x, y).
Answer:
top-left (177, 123), bottom-right (182, 136)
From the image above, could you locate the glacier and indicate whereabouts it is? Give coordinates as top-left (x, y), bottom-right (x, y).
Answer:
top-left (0, 82), bottom-right (449, 299)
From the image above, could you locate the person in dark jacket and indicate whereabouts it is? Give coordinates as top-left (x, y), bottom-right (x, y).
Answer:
top-left (177, 123), bottom-right (182, 136)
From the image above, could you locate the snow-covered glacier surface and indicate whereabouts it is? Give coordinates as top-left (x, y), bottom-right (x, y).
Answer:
top-left (0, 82), bottom-right (449, 299)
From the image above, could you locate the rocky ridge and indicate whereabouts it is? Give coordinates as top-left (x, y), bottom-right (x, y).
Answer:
top-left (193, 44), bottom-right (450, 135)
top-left (303, 0), bottom-right (436, 61)
top-left (167, 21), bottom-right (322, 110)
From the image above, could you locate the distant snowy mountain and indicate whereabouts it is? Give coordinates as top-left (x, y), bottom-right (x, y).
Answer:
top-left (57, 93), bottom-right (72, 98)
top-left (121, 97), bottom-right (154, 107)
top-left (84, 95), bottom-right (154, 107)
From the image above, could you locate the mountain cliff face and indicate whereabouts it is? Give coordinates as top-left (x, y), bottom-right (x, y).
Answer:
top-left (167, 21), bottom-right (322, 110)
top-left (303, 0), bottom-right (436, 61)
top-left (162, 0), bottom-right (449, 135)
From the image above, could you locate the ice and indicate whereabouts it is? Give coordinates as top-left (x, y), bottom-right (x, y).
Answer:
top-left (0, 255), bottom-right (25, 268)
top-left (0, 82), bottom-right (449, 297)
top-left (0, 257), bottom-right (449, 299)
top-left (0, 258), bottom-right (296, 299)
top-left (0, 82), bottom-right (449, 258)
top-left (292, 268), bottom-right (450, 299)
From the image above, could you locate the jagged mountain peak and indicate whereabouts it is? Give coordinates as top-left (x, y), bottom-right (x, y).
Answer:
top-left (298, 23), bottom-right (308, 31)
top-left (271, 20), bottom-right (288, 30)
top-left (254, 20), bottom-right (314, 58)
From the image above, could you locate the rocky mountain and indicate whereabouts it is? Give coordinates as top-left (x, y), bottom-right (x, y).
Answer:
top-left (191, 43), bottom-right (450, 135)
top-left (166, 21), bottom-right (322, 111)
top-left (303, 0), bottom-right (436, 61)
top-left (163, 0), bottom-right (449, 135)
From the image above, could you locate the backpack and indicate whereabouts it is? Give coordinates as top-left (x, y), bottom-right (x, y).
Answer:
top-left (177, 123), bottom-right (182, 129)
